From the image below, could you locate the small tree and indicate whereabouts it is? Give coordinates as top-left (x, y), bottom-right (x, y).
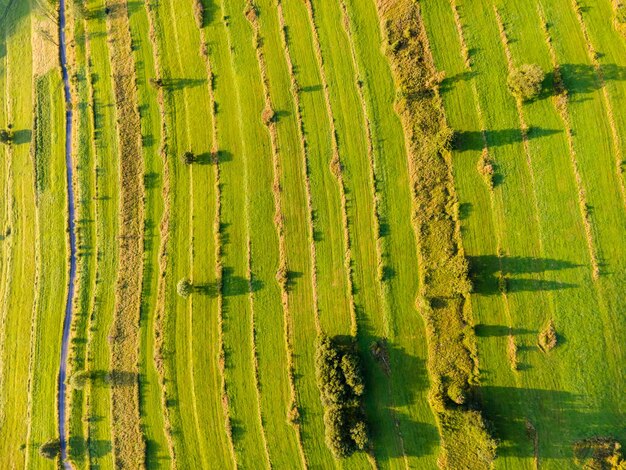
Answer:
top-left (70, 370), bottom-right (92, 390)
top-left (0, 129), bottom-right (12, 145)
top-left (181, 151), bottom-right (195, 165)
top-left (507, 64), bottom-right (545, 101)
top-left (177, 278), bottom-right (192, 298)
top-left (39, 439), bottom-right (60, 459)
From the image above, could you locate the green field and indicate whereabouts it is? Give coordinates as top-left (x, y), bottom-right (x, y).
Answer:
top-left (0, 0), bottom-right (624, 468)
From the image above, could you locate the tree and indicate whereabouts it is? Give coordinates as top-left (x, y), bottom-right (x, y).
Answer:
top-left (538, 319), bottom-right (557, 352)
top-left (70, 370), bottom-right (92, 390)
top-left (39, 439), bottom-right (60, 459)
top-left (177, 278), bottom-right (192, 298)
top-left (181, 151), bottom-right (195, 165)
top-left (507, 64), bottom-right (545, 101)
top-left (0, 128), bottom-right (12, 145)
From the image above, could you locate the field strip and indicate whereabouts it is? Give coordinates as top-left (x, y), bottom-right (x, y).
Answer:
top-left (376, 1), bottom-right (502, 467)
top-left (105, 0), bottom-right (146, 464)
top-left (245, 1), bottom-right (310, 466)
top-left (195, 6), bottom-right (239, 465)
top-left (303, 0), bottom-right (357, 338)
top-left (276, 0), bottom-right (345, 465)
top-left (150, 0), bottom-right (205, 463)
top-left (536, 5), bottom-right (600, 280)
top-left (142, 2), bottom-right (177, 463)
top-left (336, 0), bottom-right (415, 466)
top-left (570, 0), bottom-right (626, 209)
top-left (0, 0), bottom-right (36, 463)
top-left (82, 0), bottom-right (121, 466)
top-left (125, 0), bottom-right (171, 465)
top-left (25, 65), bottom-right (68, 468)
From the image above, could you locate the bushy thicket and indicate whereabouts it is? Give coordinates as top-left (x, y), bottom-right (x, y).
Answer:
top-left (315, 335), bottom-right (369, 458)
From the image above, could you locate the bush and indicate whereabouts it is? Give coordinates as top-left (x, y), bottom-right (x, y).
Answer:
top-left (538, 319), bottom-right (557, 352)
top-left (70, 370), bottom-right (92, 390)
top-left (39, 439), bottom-right (60, 459)
top-left (507, 64), bottom-right (545, 101)
top-left (177, 278), bottom-right (192, 298)
top-left (193, 0), bottom-right (204, 28)
top-left (315, 335), bottom-right (369, 458)
top-left (574, 437), bottom-right (625, 469)
top-left (181, 151), bottom-right (195, 165)
top-left (0, 128), bottom-right (12, 145)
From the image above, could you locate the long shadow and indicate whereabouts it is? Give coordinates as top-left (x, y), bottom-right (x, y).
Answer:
top-left (468, 255), bottom-right (579, 296)
top-left (478, 386), bottom-right (625, 460)
top-left (452, 127), bottom-right (561, 152)
top-left (475, 324), bottom-right (534, 337)
top-left (161, 77), bottom-right (206, 92)
top-left (558, 63), bottom-right (626, 97)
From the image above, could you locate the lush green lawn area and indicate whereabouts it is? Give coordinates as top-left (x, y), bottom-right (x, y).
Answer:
top-left (422, 0), bottom-right (626, 467)
top-left (1, 0), bottom-right (624, 467)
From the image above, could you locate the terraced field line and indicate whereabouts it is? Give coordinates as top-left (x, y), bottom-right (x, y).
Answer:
top-left (0, 0), bottom-right (36, 462)
top-left (537, 5), bottom-right (600, 279)
top-left (336, 0), bottom-right (411, 465)
top-left (245, 4), bottom-right (307, 466)
top-left (142, 2), bottom-right (176, 461)
top-left (194, 12), bottom-right (238, 466)
top-left (570, 0), bottom-right (626, 209)
top-left (303, 0), bottom-right (357, 337)
top-left (276, 0), bottom-right (321, 335)
top-left (447, 0), bottom-right (521, 372)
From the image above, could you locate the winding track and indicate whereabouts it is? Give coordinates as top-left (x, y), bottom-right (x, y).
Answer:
top-left (57, 0), bottom-right (77, 466)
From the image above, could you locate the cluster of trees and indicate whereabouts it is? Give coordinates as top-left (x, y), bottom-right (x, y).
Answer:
top-left (315, 335), bottom-right (369, 458)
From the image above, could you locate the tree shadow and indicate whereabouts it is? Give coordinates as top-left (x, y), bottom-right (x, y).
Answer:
top-left (68, 437), bottom-right (112, 462)
top-left (558, 63), bottom-right (626, 99)
top-left (87, 369), bottom-right (137, 387)
top-left (452, 127), bottom-right (561, 152)
top-left (161, 78), bottom-right (206, 92)
top-left (474, 324), bottom-right (534, 337)
top-left (193, 267), bottom-right (264, 298)
top-left (11, 129), bottom-right (31, 145)
top-left (193, 150), bottom-right (233, 165)
top-left (478, 386), bottom-right (625, 460)
top-left (468, 255), bottom-right (579, 296)
top-left (199, 0), bottom-right (219, 27)
top-left (440, 70), bottom-right (478, 93)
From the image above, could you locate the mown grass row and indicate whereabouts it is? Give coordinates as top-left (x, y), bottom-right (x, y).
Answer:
top-left (26, 67), bottom-right (67, 469)
top-left (77, 0), bottom-right (120, 466)
top-left (125, 1), bottom-right (170, 465)
top-left (0, 1), bottom-right (37, 464)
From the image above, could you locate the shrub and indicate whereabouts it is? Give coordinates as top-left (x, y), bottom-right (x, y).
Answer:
top-left (538, 319), bottom-right (557, 352)
top-left (0, 128), bottom-right (12, 145)
top-left (315, 335), bottom-right (369, 458)
top-left (177, 278), bottom-right (192, 298)
top-left (39, 439), bottom-right (60, 459)
top-left (477, 150), bottom-right (494, 189)
top-left (262, 106), bottom-right (275, 126)
top-left (181, 151), bottom-right (195, 165)
top-left (507, 64), bottom-right (545, 101)
top-left (574, 437), bottom-right (625, 469)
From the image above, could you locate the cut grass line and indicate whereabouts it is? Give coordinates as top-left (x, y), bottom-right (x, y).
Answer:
top-left (143, 2), bottom-right (177, 462)
top-left (194, 15), bottom-right (238, 467)
top-left (445, 0), bottom-right (521, 374)
top-left (105, 0), bottom-right (146, 464)
top-left (245, 4), bottom-right (308, 466)
top-left (570, 0), bottom-right (626, 210)
top-left (537, 5), bottom-right (600, 280)
top-left (303, 0), bottom-right (357, 338)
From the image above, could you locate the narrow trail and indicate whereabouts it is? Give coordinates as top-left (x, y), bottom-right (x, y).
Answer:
top-left (57, 0), bottom-right (77, 466)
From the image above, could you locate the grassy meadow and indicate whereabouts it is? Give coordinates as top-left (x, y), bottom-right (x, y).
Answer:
top-left (0, 0), bottom-right (623, 468)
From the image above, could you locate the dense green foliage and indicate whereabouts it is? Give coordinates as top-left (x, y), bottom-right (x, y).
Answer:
top-left (315, 336), bottom-right (369, 458)
top-left (507, 63), bottom-right (545, 101)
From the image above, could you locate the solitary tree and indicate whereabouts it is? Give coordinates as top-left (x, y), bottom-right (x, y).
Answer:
top-left (181, 151), bottom-right (195, 165)
top-left (177, 278), bottom-right (192, 298)
top-left (39, 439), bottom-right (60, 460)
top-left (507, 64), bottom-right (545, 101)
top-left (0, 128), bottom-right (12, 145)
